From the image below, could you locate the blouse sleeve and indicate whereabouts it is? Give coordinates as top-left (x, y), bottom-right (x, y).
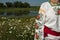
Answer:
top-left (35, 3), bottom-right (47, 29)
top-left (35, 3), bottom-right (47, 40)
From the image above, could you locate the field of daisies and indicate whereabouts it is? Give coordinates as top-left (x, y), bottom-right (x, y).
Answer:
top-left (0, 16), bottom-right (35, 40)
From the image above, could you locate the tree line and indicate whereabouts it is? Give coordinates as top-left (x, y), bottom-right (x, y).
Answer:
top-left (0, 1), bottom-right (30, 8)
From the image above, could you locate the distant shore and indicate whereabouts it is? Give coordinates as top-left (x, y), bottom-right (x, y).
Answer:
top-left (0, 7), bottom-right (39, 13)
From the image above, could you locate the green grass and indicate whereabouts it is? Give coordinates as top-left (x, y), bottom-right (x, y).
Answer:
top-left (0, 7), bottom-right (39, 13)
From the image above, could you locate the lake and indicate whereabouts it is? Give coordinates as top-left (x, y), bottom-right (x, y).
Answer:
top-left (0, 11), bottom-right (38, 17)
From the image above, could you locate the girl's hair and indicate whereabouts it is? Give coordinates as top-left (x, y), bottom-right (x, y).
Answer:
top-left (59, 0), bottom-right (60, 2)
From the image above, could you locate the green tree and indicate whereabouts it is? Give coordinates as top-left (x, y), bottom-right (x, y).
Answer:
top-left (14, 1), bottom-right (23, 8)
top-left (6, 2), bottom-right (13, 7)
top-left (23, 2), bottom-right (30, 8)
top-left (0, 3), bottom-right (5, 8)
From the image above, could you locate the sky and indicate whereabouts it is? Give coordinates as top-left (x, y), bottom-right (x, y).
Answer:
top-left (0, 0), bottom-right (48, 6)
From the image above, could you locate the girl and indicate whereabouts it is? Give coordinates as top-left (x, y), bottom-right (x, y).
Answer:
top-left (35, 0), bottom-right (60, 40)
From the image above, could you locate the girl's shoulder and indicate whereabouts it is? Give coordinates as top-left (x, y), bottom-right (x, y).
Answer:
top-left (41, 2), bottom-right (49, 6)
